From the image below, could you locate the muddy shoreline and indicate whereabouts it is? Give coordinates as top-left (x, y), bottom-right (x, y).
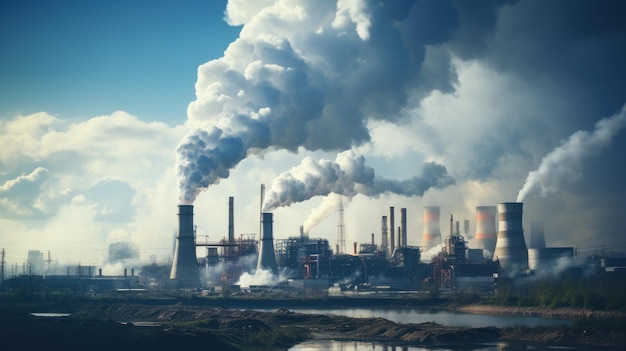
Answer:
top-left (1, 297), bottom-right (624, 350)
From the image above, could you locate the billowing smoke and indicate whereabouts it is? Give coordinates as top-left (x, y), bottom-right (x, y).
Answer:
top-left (262, 150), bottom-right (454, 212)
top-left (303, 192), bottom-right (344, 234)
top-left (106, 241), bottom-right (139, 263)
top-left (174, 0), bottom-right (484, 204)
top-left (517, 105), bottom-right (626, 202)
top-left (176, 121), bottom-right (270, 204)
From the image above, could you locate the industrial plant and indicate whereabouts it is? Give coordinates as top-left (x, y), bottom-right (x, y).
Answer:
top-left (7, 182), bottom-right (624, 297)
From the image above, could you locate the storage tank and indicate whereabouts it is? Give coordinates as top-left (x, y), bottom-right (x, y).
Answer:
top-left (493, 202), bottom-right (529, 272)
top-left (528, 247), bottom-right (574, 273)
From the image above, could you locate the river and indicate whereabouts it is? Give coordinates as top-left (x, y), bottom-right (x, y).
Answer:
top-left (252, 307), bottom-right (573, 328)
top-left (248, 307), bottom-right (594, 351)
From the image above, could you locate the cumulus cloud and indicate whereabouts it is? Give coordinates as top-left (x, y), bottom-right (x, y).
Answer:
top-left (0, 167), bottom-right (50, 217)
top-left (0, 111), bottom-right (183, 264)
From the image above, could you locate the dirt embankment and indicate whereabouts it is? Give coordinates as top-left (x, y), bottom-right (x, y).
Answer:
top-left (2, 298), bottom-right (625, 349)
top-left (453, 304), bottom-right (626, 319)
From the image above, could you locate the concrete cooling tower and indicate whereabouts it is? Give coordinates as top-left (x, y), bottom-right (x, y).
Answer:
top-left (170, 205), bottom-right (200, 288)
top-left (256, 212), bottom-right (278, 274)
top-left (422, 206), bottom-right (441, 251)
top-left (529, 221), bottom-right (546, 249)
top-left (493, 202), bottom-right (529, 273)
top-left (475, 206), bottom-right (497, 256)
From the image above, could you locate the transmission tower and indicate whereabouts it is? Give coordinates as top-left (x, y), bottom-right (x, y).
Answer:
top-left (337, 196), bottom-right (346, 254)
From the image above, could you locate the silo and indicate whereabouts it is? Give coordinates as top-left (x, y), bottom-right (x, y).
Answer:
top-left (529, 221), bottom-right (546, 249)
top-left (170, 205), bottom-right (200, 288)
top-left (475, 206), bottom-right (497, 256)
top-left (422, 206), bottom-right (441, 251)
top-left (256, 212), bottom-right (278, 274)
top-left (493, 202), bottom-right (529, 272)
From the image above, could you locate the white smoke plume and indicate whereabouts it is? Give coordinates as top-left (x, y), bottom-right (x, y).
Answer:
top-left (174, 0), bottom-right (467, 204)
top-left (517, 105), bottom-right (626, 202)
top-left (262, 150), bottom-right (454, 212)
top-left (303, 192), bottom-right (345, 234)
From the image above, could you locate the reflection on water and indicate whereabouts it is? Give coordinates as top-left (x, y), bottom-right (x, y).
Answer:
top-left (289, 340), bottom-right (581, 351)
top-left (30, 313), bottom-right (71, 317)
top-left (252, 307), bottom-right (572, 328)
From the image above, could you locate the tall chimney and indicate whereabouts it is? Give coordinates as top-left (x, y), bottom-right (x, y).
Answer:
top-left (493, 202), bottom-right (529, 273)
top-left (529, 221), bottom-right (546, 249)
top-left (422, 206), bottom-right (441, 251)
top-left (400, 208), bottom-right (407, 248)
top-left (228, 197), bottom-right (235, 244)
top-left (381, 215), bottom-right (388, 257)
top-left (256, 212), bottom-right (278, 274)
top-left (170, 205), bottom-right (200, 288)
top-left (389, 207), bottom-right (395, 255)
top-left (475, 206), bottom-right (497, 255)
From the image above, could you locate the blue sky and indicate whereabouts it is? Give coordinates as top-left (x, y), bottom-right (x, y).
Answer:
top-left (1, 0), bottom-right (625, 270)
top-left (0, 0), bottom-right (240, 123)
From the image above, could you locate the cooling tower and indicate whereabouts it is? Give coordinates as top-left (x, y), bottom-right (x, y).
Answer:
top-left (422, 206), bottom-right (441, 251)
top-left (529, 221), bottom-right (546, 249)
top-left (170, 205), bottom-right (200, 288)
top-left (475, 206), bottom-right (497, 255)
top-left (400, 208), bottom-right (407, 248)
top-left (493, 202), bottom-right (529, 272)
top-left (256, 212), bottom-right (278, 274)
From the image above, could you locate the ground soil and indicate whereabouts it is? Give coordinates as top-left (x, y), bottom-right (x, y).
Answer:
top-left (1, 297), bottom-right (624, 350)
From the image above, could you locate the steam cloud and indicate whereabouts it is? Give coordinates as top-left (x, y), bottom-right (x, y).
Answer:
top-left (174, 0), bottom-right (480, 204)
top-left (517, 105), bottom-right (626, 202)
top-left (262, 150), bottom-right (454, 212)
top-left (303, 193), bottom-right (344, 234)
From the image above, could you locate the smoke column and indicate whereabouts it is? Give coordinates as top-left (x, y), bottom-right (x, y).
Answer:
top-left (262, 150), bottom-right (454, 212)
top-left (303, 192), bottom-right (344, 234)
top-left (173, 0), bottom-right (488, 204)
top-left (517, 105), bottom-right (626, 202)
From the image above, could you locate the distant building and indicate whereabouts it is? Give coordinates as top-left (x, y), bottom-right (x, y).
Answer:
top-left (27, 250), bottom-right (44, 275)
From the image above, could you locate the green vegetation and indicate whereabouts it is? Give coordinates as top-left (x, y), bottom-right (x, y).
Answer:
top-left (489, 274), bottom-right (626, 310)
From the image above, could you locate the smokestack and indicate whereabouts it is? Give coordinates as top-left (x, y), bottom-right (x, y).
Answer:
top-left (371, 233), bottom-right (375, 246)
top-left (228, 196), bottom-right (235, 244)
top-left (381, 215), bottom-right (388, 257)
top-left (259, 184), bottom-right (265, 242)
top-left (493, 202), bottom-right (529, 272)
top-left (354, 242), bottom-right (358, 254)
top-left (422, 206), bottom-right (441, 251)
top-left (170, 205), bottom-right (200, 288)
top-left (389, 207), bottom-right (395, 255)
top-left (529, 221), bottom-right (546, 249)
top-left (464, 220), bottom-right (470, 237)
top-left (400, 208), bottom-right (407, 248)
top-left (256, 212), bottom-right (278, 274)
top-left (475, 206), bottom-right (497, 255)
